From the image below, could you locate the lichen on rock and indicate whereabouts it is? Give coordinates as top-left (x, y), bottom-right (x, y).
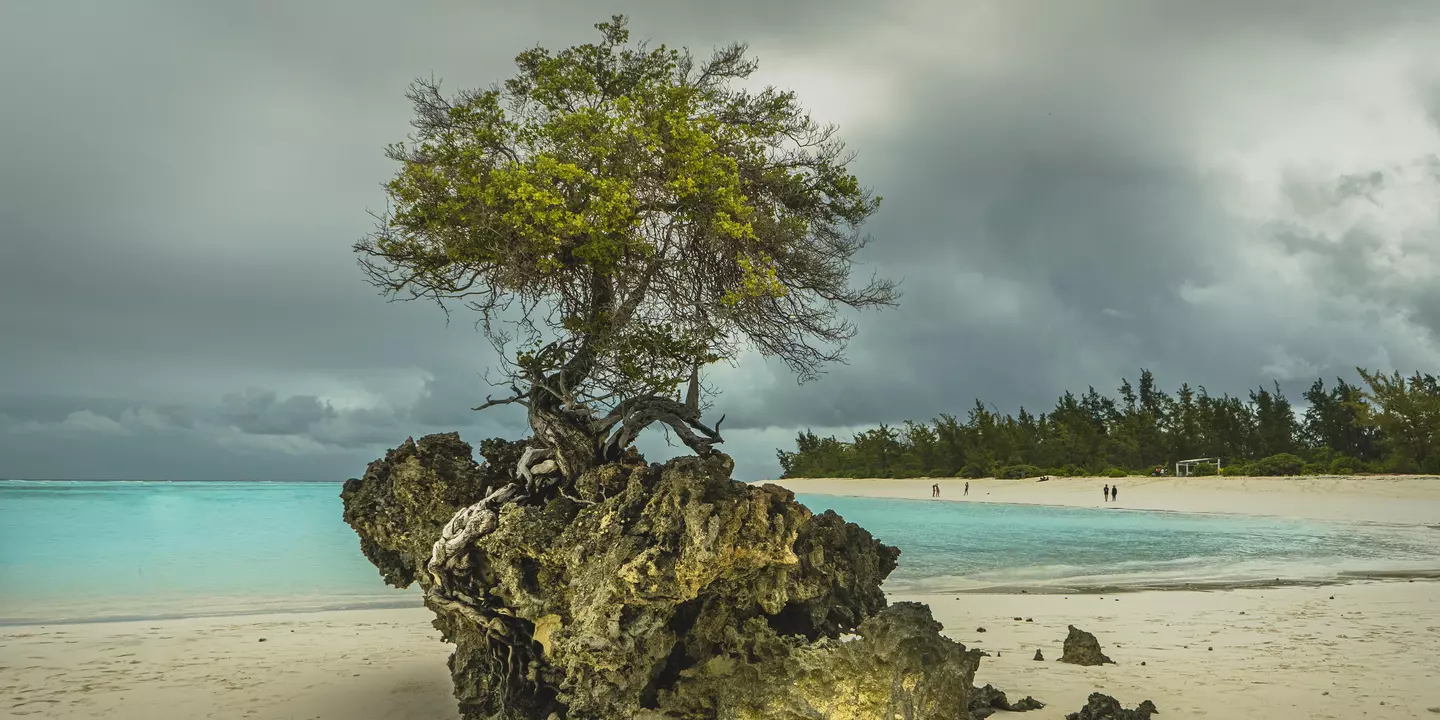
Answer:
top-left (342, 433), bottom-right (1048, 719)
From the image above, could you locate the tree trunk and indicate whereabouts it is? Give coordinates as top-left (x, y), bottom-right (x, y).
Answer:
top-left (528, 400), bottom-right (602, 482)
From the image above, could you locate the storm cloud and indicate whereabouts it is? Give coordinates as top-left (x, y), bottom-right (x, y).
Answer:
top-left (3, 0), bottom-right (1440, 481)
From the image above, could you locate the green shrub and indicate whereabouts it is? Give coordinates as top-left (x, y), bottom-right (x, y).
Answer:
top-left (1220, 463), bottom-right (1250, 477)
top-left (1301, 462), bottom-right (1328, 476)
top-left (1328, 456), bottom-right (1359, 474)
top-left (1103, 467), bottom-right (1128, 478)
top-left (997, 464), bottom-right (1043, 479)
top-left (1249, 453), bottom-right (1305, 476)
top-left (961, 459), bottom-right (995, 479)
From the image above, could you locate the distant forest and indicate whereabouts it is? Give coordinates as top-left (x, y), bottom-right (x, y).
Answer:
top-left (776, 369), bottom-right (1440, 479)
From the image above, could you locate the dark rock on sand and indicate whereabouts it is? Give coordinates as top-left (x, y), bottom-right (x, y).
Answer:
top-left (1059, 625), bottom-right (1115, 666)
top-left (969, 683), bottom-right (1046, 719)
top-left (1064, 693), bottom-right (1159, 720)
top-left (1034, 649), bottom-right (1045, 661)
top-left (342, 432), bottom-right (1020, 720)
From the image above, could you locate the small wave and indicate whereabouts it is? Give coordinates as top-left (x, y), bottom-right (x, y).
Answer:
top-left (0, 592), bottom-right (423, 626)
top-left (885, 557), bottom-right (1440, 595)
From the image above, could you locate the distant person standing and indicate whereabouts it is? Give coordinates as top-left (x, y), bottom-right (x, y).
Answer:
top-left (1103, 484), bottom-right (1110, 502)
top-left (1111, 484), bottom-right (1119, 502)
top-left (964, 481), bottom-right (969, 496)
top-left (931, 483), bottom-right (939, 498)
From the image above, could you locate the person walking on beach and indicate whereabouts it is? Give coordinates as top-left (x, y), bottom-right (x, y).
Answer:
top-left (964, 481), bottom-right (969, 496)
top-left (1111, 484), bottom-right (1119, 502)
top-left (1103, 484), bottom-right (1110, 502)
top-left (931, 483), bottom-right (939, 498)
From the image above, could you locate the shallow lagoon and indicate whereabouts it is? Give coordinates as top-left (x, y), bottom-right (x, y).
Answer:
top-left (3, 480), bottom-right (1436, 622)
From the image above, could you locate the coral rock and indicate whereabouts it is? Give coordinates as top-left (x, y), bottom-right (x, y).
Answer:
top-left (1058, 625), bottom-right (1115, 666)
top-left (969, 682), bottom-right (1045, 719)
top-left (1065, 693), bottom-right (1159, 720)
top-left (342, 434), bottom-right (1026, 719)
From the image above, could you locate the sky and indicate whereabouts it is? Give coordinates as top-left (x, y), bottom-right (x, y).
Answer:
top-left (3, 0), bottom-right (1440, 481)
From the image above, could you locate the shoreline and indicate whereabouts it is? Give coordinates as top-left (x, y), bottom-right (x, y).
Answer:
top-left (892, 569), bottom-right (1440, 597)
top-left (762, 474), bottom-right (1440, 525)
top-left (0, 597), bottom-right (421, 628)
top-left (7, 573), bottom-right (1440, 630)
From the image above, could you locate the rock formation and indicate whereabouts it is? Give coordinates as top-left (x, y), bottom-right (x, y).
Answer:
top-left (342, 433), bottom-right (1044, 719)
top-left (969, 683), bottom-right (1045, 719)
top-left (1064, 693), bottom-right (1159, 719)
top-left (1059, 624), bottom-right (1115, 666)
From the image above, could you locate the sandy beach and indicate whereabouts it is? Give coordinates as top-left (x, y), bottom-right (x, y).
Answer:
top-left (5, 475), bottom-right (1439, 719)
top-left (767, 474), bottom-right (1440, 525)
top-left (903, 579), bottom-right (1440, 719)
top-left (5, 582), bottom-right (1439, 719)
top-left (1, 607), bottom-right (459, 720)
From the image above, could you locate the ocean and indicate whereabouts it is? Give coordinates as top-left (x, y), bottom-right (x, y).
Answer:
top-left (2, 480), bottom-right (1437, 624)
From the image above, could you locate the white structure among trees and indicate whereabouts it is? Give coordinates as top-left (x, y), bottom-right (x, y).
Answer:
top-left (1175, 457), bottom-right (1222, 476)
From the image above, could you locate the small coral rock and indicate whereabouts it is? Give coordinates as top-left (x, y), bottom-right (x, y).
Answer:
top-left (1058, 625), bottom-right (1114, 666)
top-left (1065, 693), bottom-right (1158, 720)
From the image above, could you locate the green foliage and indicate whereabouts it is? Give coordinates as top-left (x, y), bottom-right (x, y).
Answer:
top-left (996, 464), bottom-right (1042, 479)
top-left (1353, 369), bottom-right (1440, 473)
top-left (1103, 467), bottom-right (1129, 478)
top-left (959, 458), bottom-right (994, 479)
top-left (1248, 453), bottom-right (1305, 476)
top-left (777, 368), bottom-right (1440, 479)
top-left (1328, 455), bottom-right (1359, 474)
top-left (358, 16), bottom-right (897, 412)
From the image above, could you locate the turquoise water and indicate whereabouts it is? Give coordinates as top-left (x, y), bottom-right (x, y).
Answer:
top-left (0, 480), bottom-right (418, 623)
top-left (795, 494), bottom-right (1440, 594)
top-left (2, 480), bottom-right (1437, 623)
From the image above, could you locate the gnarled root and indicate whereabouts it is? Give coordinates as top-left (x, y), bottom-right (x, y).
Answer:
top-left (426, 480), bottom-right (563, 718)
top-left (594, 395), bottom-right (725, 460)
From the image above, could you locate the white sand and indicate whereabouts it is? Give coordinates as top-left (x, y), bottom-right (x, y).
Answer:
top-left (6, 583), bottom-right (1440, 719)
top-left (6, 476), bottom-right (1439, 719)
top-left (765, 474), bottom-right (1440, 524)
top-left (1, 607), bottom-right (458, 719)
top-left (898, 580), bottom-right (1440, 719)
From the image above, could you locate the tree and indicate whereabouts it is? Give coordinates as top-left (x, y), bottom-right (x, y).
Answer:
top-left (1250, 381), bottom-right (1298, 457)
top-left (1302, 377), bottom-right (1378, 461)
top-left (356, 17), bottom-right (897, 483)
top-left (1354, 369), bottom-right (1440, 472)
top-left (1170, 383), bottom-right (1202, 461)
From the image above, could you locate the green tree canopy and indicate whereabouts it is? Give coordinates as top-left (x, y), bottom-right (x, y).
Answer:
top-left (357, 17), bottom-right (897, 480)
top-left (777, 367), bottom-right (1440, 479)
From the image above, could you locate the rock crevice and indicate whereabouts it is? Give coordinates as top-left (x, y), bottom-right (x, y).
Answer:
top-left (342, 433), bottom-right (1041, 719)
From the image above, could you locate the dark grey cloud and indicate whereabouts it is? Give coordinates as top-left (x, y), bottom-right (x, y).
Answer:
top-left (216, 389), bottom-right (336, 436)
top-left (3, 0), bottom-right (1440, 482)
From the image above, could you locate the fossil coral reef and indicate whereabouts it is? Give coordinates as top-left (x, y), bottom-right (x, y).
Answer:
top-left (342, 432), bottom-right (1052, 719)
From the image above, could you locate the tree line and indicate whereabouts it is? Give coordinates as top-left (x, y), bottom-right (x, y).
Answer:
top-left (776, 369), bottom-right (1440, 478)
